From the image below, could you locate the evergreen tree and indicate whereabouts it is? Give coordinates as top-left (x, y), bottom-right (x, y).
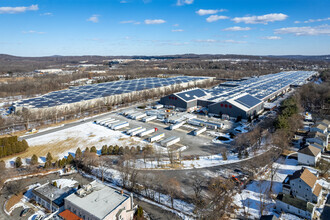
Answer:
top-left (67, 154), bottom-right (74, 164)
top-left (238, 150), bottom-right (242, 160)
top-left (90, 146), bottom-right (97, 154)
top-left (244, 150), bottom-right (249, 158)
top-left (107, 146), bottom-right (113, 155)
top-left (30, 154), bottom-right (38, 165)
top-left (113, 146), bottom-right (119, 155)
top-left (119, 147), bottom-right (124, 155)
top-left (101, 145), bottom-right (108, 155)
top-left (75, 148), bottom-right (82, 158)
top-left (15, 157), bottom-right (22, 168)
top-left (136, 206), bottom-right (143, 219)
top-left (46, 152), bottom-right (53, 162)
top-left (84, 147), bottom-right (90, 154)
top-left (53, 181), bottom-right (57, 187)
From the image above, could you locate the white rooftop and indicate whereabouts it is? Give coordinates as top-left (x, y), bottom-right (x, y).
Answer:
top-left (65, 180), bottom-right (130, 219)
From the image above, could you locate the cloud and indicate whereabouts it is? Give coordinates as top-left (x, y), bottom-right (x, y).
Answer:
top-left (194, 39), bottom-right (218, 43)
top-left (176, 0), bottom-right (194, 6)
top-left (196, 9), bottom-right (226, 16)
top-left (120, 0), bottom-right (128, 3)
top-left (206, 15), bottom-right (229, 22)
top-left (87, 15), bottom-right (99, 23)
top-left (172, 29), bottom-right (184, 32)
top-left (173, 24), bottom-right (179, 27)
top-left (222, 40), bottom-right (247, 44)
top-left (120, 20), bottom-right (141, 24)
top-left (275, 25), bottom-right (330, 36)
top-left (232, 13), bottom-right (288, 24)
top-left (222, 26), bottom-right (251, 31)
top-left (295, 17), bottom-right (330, 24)
top-left (22, 30), bottom-right (45, 34)
top-left (262, 36), bottom-right (281, 40)
top-left (144, 19), bottom-right (166, 24)
top-left (0, 4), bottom-right (38, 14)
top-left (40, 12), bottom-right (52, 16)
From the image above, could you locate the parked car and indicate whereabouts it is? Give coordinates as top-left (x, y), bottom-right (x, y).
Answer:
top-left (20, 208), bottom-right (30, 217)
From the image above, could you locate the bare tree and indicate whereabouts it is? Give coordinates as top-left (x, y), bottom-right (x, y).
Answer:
top-left (164, 178), bottom-right (181, 209)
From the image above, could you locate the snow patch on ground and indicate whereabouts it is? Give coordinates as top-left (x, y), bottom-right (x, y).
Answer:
top-left (233, 158), bottom-right (303, 219)
top-left (52, 178), bottom-right (77, 188)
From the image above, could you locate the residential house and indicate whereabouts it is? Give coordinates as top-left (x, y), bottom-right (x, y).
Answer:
top-left (306, 131), bottom-right (328, 149)
top-left (281, 168), bottom-right (322, 203)
top-left (277, 168), bottom-right (322, 218)
top-left (310, 123), bottom-right (328, 134)
top-left (310, 142), bottom-right (325, 152)
top-left (64, 180), bottom-right (135, 220)
top-left (32, 181), bottom-right (77, 212)
top-left (318, 119), bottom-right (330, 130)
top-left (275, 193), bottom-right (314, 219)
top-left (297, 145), bottom-right (322, 166)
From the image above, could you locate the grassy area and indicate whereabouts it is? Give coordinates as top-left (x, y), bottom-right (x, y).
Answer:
top-left (5, 192), bottom-right (23, 213)
top-left (1, 137), bottom-right (80, 162)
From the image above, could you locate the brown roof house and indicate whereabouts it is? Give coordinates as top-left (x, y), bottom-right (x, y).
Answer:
top-left (306, 131), bottom-right (328, 149)
top-left (318, 119), bottom-right (330, 130)
top-left (276, 168), bottom-right (322, 218)
top-left (298, 145), bottom-right (322, 166)
top-left (311, 123), bottom-right (328, 134)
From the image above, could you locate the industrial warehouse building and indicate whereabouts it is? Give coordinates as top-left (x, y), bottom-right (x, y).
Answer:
top-left (160, 71), bottom-right (316, 119)
top-left (12, 76), bottom-right (213, 114)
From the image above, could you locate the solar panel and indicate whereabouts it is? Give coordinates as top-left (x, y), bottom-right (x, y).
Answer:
top-left (234, 95), bottom-right (263, 108)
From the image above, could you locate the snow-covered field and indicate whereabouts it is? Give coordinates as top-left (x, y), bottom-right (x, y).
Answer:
top-left (233, 157), bottom-right (304, 218)
top-left (6, 122), bottom-right (164, 167)
top-left (133, 146), bottom-right (270, 169)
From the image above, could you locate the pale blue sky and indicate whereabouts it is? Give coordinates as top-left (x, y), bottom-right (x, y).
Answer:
top-left (0, 0), bottom-right (329, 56)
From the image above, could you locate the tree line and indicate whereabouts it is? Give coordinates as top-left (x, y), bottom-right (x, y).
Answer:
top-left (0, 136), bottom-right (29, 158)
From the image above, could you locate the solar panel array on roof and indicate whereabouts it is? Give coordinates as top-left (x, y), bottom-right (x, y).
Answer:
top-left (234, 94), bottom-right (262, 108)
top-left (14, 76), bottom-right (210, 109)
top-left (176, 89), bottom-right (208, 101)
top-left (205, 71), bottom-right (316, 103)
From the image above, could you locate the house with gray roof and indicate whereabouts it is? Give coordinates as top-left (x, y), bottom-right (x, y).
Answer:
top-left (297, 145), bottom-right (322, 166)
top-left (32, 181), bottom-right (77, 212)
top-left (306, 131), bottom-right (328, 148)
top-left (311, 123), bottom-right (328, 134)
top-left (64, 180), bottom-right (134, 220)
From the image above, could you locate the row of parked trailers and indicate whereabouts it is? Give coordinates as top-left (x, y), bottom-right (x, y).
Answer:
top-left (95, 118), bottom-right (129, 130)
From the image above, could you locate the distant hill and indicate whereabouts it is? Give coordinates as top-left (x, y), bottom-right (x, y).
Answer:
top-left (0, 53), bottom-right (329, 73)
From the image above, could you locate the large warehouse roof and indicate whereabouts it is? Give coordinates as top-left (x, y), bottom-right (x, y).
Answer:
top-left (227, 93), bottom-right (263, 111)
top-left (175, 88), bottom-right (209, 101)
top-left (14, 76), bottom-right (210, 109)
top-left (205, 71), bottom-right (316, 103)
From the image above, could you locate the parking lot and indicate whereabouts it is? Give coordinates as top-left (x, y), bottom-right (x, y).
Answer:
top-left (95, 106), bottom-right (246, 156)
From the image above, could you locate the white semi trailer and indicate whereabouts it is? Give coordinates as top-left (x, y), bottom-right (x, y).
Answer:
top-left (160, 136), bottom-right (180, 147)
top-left (148, 133), bottom-right (165, 142)
top-left (142, 115), bottom-right (157, 122)
top-left (105, 120), bottom-right (120, 127)
top-left (126, 126), bottom-right (143, 135)
top-left (193, 127), bottom-right (207, 136)
top-left (169, 121), bottom-right (185, 130)
top-left (100, 119), bottom-right (116, 126)
top-left (130, 128), bottom-right (146, 136)
top-left (132, 113), bottom-right (147, 120)
top-left (113, 122), bottom-right (129, 130)
top-left (138, 128), bottom-right (155, 137)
